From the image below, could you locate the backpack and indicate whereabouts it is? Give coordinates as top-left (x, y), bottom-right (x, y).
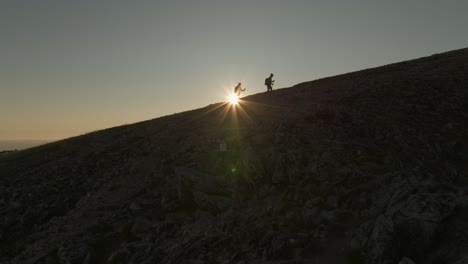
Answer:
top-left (264, 78), bottom-right (268, 85)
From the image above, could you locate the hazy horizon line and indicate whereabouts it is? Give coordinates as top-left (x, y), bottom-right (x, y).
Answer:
top-left (0, 139), bottom-right (59, 142)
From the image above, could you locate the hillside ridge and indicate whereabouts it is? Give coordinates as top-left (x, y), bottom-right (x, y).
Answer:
top-left (1, 47), bottom-right (467, 264)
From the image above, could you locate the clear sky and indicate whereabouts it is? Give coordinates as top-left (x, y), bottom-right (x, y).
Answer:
top-left (1, 0), bottom-right (467, 140)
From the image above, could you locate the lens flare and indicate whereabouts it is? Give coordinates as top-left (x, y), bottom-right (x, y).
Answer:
top-left (228, 94), bottom-right (239, 105)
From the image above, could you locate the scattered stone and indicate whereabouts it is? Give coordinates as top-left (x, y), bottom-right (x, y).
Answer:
top-left (2, 48), bottom-right (468, 263)
top-left (131, 217), bottom-right (153, 238)
top-left (107, 247), bottom-right (130, 263)
top-left (129, 201), bottom-right (142, 213)
top-left (399, 257), bottom-right (415, 264)
top-left (444, 122), bottom-right (454, 129)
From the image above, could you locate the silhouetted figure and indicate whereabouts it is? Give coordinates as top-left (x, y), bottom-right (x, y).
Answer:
top-left (234, 82), bottom-right (245, 96)
top-left (265, 73), bottom-right (274, 92)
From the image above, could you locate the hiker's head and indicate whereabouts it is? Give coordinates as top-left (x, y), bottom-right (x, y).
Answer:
top-left (238, 82), bottom-right (241, 86)
top-left (270, 73), bottom-right (274, 77)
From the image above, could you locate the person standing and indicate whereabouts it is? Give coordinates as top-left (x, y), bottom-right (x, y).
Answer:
top-left (265, 73), bottom-right (274, 92)
top-left (234, 82), bottom-right (246, 96)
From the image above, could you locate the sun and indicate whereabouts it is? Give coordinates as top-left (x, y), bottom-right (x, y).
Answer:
top-left (227, 93), bottom-right (239, 105)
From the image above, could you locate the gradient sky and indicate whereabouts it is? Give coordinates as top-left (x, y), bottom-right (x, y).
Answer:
top-left (1, 0), bottom-right (467, 140)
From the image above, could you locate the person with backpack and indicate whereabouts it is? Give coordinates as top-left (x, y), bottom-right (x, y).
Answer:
top-left (234, 82), bottom-right (246, 96)
top-left (265, 73), bottom-right (274, 92)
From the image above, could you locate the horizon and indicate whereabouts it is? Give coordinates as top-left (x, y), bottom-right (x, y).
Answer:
top-left (1, 45), bottom-right (464, 143)
top-left (2, 0), bottom-right (468, 141)
top-left (0, 139), bottom-right (52, 151)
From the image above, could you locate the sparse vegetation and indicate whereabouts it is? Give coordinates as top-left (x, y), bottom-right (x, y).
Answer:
top-left (1, 48), bottom-right (467, 263)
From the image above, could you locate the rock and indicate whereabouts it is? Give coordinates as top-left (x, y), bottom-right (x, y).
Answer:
top-left (131, 217), bottom-right (153, 238)
top-left (107, 247), bottom-right (130, 263)
top-left (287, 233), bottom-right (309, 248)
top-left (326, 195), bottom-right (338, 208)
top-left (444, 122), bottom-right (454, 129)
top-left (313, 224), bottom-right (328, 239)
top-left (10, 201), bottom-right (22, 209)
top-left (175, 167), bottom-right (230, 210)
top-left (398, 257), bottom-right (415, 264)
top-left (270, 235), bottom-right (294, 259)
top-left (301, 207), bottom-right (320, 226)
top-left (455, 196), bottom-right (468, 218)
top-left (394, 193), bottom-right (455, 222)
top-left (129, 202), bottom-right (142, 213)
top-left (452, 256), bottom-right (468, 264)
top-left (359, 192), bottom-right (457, 263)
top-left (160, 196), bottom-right (178, 212)
top-left (305, 197), bottom-right (324, 208)
top-left (82, 251), bottom-right (92, 264)
top-left (319, 210), bottom-right (337, 223)
top-left (87, 219), bottom-right (113, 234)
top-left (363, 215), bottom-right (397, 263)
top-left (193, 191), bottom-right (231, 214)
top-left (188, 260), bottom-right (205, 264)
top-left (271, 151), bottom-right (304, 185)
top-left (176, 172), bottom-right (195, 209)
top-left (57, 242), bottom-right (89, 264)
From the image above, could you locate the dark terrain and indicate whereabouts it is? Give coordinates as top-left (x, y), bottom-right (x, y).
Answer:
top-left (1, 48), bottom-right (467, 264)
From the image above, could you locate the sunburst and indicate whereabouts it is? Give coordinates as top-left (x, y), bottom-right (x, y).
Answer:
top-left (227, 93), bottom-right (239, 105)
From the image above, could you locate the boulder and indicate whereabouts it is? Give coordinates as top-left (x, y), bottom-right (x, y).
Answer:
top-left (193, 191), bottom-right (231, 214)
top-left (398, 257), bottom-right (415, 264)
top-left (359, 192), bottom-right (457, 262)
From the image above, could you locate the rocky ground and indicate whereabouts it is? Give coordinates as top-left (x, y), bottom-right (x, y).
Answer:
top-left (0, 151), bottom-right (17, 155)
top-left (1, 48), bottom-right (467, 264)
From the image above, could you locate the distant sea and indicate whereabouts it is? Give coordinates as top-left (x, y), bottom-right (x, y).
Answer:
top-left (0, 140), bottom-right (53, 151)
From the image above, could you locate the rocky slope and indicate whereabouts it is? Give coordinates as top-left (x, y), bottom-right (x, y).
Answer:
top-left (1, 48), bottom-right (467, 264)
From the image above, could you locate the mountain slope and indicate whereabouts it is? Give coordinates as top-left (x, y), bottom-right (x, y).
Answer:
top-left (1, 48), bottom-right (467, 264)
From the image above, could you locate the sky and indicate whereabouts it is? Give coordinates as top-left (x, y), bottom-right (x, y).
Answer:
top-left (1, 0), bottom-right (467, 141)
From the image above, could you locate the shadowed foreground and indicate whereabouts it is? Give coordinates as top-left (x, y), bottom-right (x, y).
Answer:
top-left (1, 48), bottom-right (467, 264)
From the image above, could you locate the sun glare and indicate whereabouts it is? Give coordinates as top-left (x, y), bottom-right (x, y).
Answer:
top-left (228, 94), bottom-right (239, 105)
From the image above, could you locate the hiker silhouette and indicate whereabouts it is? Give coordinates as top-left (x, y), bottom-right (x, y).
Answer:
top-left (234, 82), bottom-right (245, 96)
top-left (265, 73), bottom-right (274, 92)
